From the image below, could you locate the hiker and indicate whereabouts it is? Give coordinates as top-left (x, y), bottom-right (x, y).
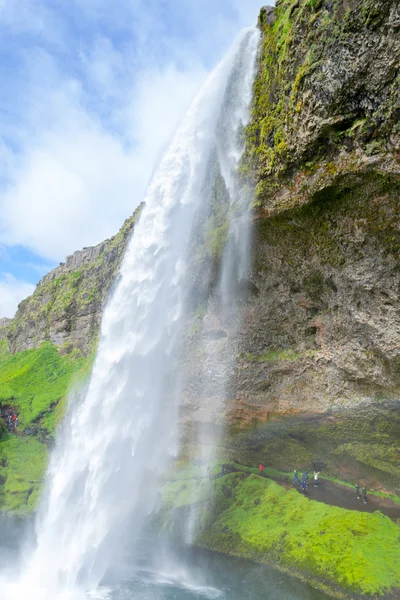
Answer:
top-left (362, 487), bottom-right (367, 504)
top-left (355, 484), bottom-right (360, 499)
top-left (259, 464), bottom-right (265, 477)
top-left (293, 469), bottom-right (300, 487)
top-left (313, 471), bottom-right (320, 488)
top-left (301, 472), bottom-right (308, 490)
top-left (301, 479), bottom-right (307, 495)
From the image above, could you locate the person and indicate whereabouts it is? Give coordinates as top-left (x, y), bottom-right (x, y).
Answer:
top-left (362, 487), bottom-right (367, 504)
top-left (301, 479), bottom-right (307, 494)
top-left (259, 464), bottom-right (265, 477)
top-left (313, 471), bottom-right (320, 488)
top-left (301, 472), bottom-right (308, 490)
top-left (355, 484), bottom-right (360, 499)
top-left (293, 469), bottom-right (299, 487)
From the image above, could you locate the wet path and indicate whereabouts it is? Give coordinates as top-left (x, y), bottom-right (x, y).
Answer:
top-left (262, 473), bottom-right (400, 522)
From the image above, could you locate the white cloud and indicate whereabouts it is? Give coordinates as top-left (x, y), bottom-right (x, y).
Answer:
top-left (0, 0), bottom-right (272, 317)
top-left (0, 53), bottom-right (206, 261)
top-left (0, 273), bottom-right (35, 318)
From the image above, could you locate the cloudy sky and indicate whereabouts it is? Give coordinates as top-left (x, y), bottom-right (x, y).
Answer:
top-left (0, 0), bottom-right (265, 318)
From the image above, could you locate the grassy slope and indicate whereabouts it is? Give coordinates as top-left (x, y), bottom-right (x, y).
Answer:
top-left (162, 473), bottom-right (400, 597)
top-left (0, 342), bottom-right (90, 514)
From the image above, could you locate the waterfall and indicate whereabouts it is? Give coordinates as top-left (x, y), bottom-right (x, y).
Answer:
top-left (0, 27), bottom-right (260, 600)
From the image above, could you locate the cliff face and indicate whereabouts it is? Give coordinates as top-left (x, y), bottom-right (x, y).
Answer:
top-left (245, 0), bottom-right (400, 209)
top-left (5, 206), bottom-right (142, 355)
top-left (180, 0), bottom-right (400, 490)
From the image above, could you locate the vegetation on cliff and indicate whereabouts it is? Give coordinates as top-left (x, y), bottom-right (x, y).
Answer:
top-left (242, 0), bottom-right (400, 208)
top-left (6, 206), bottom-right (142, 357)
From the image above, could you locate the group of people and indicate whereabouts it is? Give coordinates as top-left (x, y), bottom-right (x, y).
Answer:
top-left (5, 413), bottom-right (18, 432)
top-left (293, 469), bottom-right (368, 503)
top-left (293, 469), bottom-right (320, 493)
top-left (244, 465), bottom-right (369, 506)
top-left (356, 484), bottom-right (368, 504)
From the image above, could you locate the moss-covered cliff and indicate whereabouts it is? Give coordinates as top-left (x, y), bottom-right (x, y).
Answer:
top-left (5, 204), bottom-right (142, 356)
top-left (243, 0), bottom-right (400, 209)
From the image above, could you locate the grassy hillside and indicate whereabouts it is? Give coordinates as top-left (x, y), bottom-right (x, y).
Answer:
top-left (0, 342), bottom-right (91, 514)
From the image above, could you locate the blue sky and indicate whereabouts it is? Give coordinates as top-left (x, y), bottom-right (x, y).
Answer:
top-left (0, 0), bottom-right (266, 317)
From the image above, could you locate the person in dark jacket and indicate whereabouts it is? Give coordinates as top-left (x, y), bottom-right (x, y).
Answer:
top-left (355, 484), bottom-right (360, 499)
top-left (362, 487), bottom-right (367, 504)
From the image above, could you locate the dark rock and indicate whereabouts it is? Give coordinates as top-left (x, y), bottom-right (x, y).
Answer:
top-left (259, 6), bottom-right (277, 26)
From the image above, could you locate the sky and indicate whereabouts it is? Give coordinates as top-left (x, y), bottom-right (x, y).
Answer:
top-left (0, 0), bottom-right (266, 318)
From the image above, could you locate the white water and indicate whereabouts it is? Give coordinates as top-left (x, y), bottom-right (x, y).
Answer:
top-left (182, 29), bottom-right (260, 542)
top-left (0, 28), bottom-right (260, 600)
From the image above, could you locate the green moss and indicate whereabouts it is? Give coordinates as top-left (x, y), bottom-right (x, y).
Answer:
top-left (242, 348), bottom-right (315, 363)
top-left (159, 472), bottom-right (400, 596)
top-left (0, 342), bottom-right (88, 431)
top-left (0, 342), bottom-right (93, 514)
top-left (0, 435), bottom-right (47, 514)
top-left (0, 340), bottom-right (10, 357)
top-left (333, 443), bottom-right (400, 478)
top-left (206, 477), bottom-right (400, 595)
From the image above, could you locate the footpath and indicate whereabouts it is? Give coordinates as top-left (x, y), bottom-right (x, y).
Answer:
top-left (226, 464), bottom-right (400, 523)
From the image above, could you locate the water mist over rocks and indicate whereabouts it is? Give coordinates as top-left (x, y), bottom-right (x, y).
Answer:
top-left (0, 28), bottom-right (260, 600)
top-left (180, 33), bottom-right (260, 543)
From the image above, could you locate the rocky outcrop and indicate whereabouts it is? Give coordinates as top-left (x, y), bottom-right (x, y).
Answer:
top-left (0, 319), bottom-right (11, 354)
top-left (7, 205), bottom-right (143, 355)
top-left (245, 0), bottom-right (400, 209)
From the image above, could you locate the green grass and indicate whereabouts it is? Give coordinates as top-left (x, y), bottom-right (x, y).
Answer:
top-left (0, 342), bottom-right (92, 514)
top-left (0, 342), bottom-right (88, 431)
top-left (0, 435), bottom-right (47, 514)
top-left (198, 476), bottom-right (400, 596)
top-left (0, 340), bottom-right (9, 357)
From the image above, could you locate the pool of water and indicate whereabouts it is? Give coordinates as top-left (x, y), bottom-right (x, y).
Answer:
top-left (100, 545), bottom-right (330, 600)
top-left (0, 523), bottom-right (330, 600)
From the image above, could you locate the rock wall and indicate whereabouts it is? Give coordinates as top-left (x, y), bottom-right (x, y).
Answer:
top-left (179, 0), bottom-right (400, 491)
top-left (244, 0), bottom-right (400, 210)
top-left (6, 205), bottom-right (142, 355)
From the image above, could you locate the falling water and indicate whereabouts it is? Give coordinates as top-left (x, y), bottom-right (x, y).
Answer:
top-left (0, 28), bottom-right (260, 600)
top-left (180, 30), bottom-right (260, 541)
